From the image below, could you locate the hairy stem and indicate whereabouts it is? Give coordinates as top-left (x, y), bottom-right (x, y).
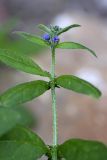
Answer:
top-left (51, 46), bottom-right (58, 160)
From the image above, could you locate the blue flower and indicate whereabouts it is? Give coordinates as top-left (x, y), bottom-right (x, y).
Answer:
top-left (43, 34), bottom-right (50, 41)
top-left (52, 36), bottom-right (59, 43)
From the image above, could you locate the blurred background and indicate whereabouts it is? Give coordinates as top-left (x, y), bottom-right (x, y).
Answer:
top-left (0, 0), bottom-right (107, 146)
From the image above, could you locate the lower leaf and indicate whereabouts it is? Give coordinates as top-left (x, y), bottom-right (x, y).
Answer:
top-left (58, 139), bottom-right (107, 160)
top-left (0, 125), bottom-right (48, 160)
top-left (12, 105), bottom-right (35, 127)
top-left (0, 108), bottom-right (21, 137)
top-left (0, 141), bottom-right (44, 160)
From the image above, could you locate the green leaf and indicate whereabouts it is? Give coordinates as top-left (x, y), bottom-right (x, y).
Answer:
top-left (0, 125), bottom-right (48, 160)
top-left (56, 42), bottom-right (97, 57)
top-left (58, 139), bottom-right (107, 160)
top-left (13, 105), bottom-right (35, 127)
top-left (56, 75), bottom-right (101, 98)
top-left (0, 49), bottom-right (50, 77)
top-left (0, 80), bottom-right (50, 107)
top-left (0, 108), bottom-right (21, 136)
top-left (38, 24), bottom-right (51, 34)
top-left (14, 31), bottom-right (49, 47)
top-left (57, 24), bottom-right (81, 35)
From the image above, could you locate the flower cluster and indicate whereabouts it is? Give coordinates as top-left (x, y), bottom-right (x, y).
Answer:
top-left (42, 25), bottom-right (60, 45)
top-left (43, 33), bottom-right (59, 45)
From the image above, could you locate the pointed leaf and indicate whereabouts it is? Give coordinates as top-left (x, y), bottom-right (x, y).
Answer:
top-left (38, 24), bottom-right (51, 34)
top-left (0, 80), bottom-right (50, 107)
top-left (14, 31), bottom-right (49, 47)
top-left (56, 75), bottom-right (101, 98)
top-left (57, 24), bottom-right (81, 35)
top-left (0, 125), bottom-right (48, 160)
top-left (56, 42), bottom-right (97, 57)
top-left (0, 49), bottom-right (50, 77)
top-left (58, 139), bottom-right (107, 160)
top-left (0, 108), bottom-right (21, 136)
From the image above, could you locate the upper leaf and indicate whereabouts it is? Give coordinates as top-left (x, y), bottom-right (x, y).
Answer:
top-left (56, 75), bottom-right (101, 98)
top-left (0, 80), bottom-right (50, 107)
top-left (14, 31), bottom-right (49, 47)
top-left (56, 42), bottom-right (97, 57)
top-left (0, 108), bottom-right (21, 136)
top-left (58, 139), bottom-right (107, 160)
top-left (57, 24), bottom-right (81, 35)
top-left (0, 125), bottom-right (48, 160)
top-left (38, 24), bottom-right (51, 34)
top-left (0, 49), bottom-right (50, 77)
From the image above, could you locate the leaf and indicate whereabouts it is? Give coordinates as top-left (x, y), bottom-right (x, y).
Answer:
top-left (56, 75), bottom-right (101, 98)
top-left (58, 139), bottom-right (107, 160)
top-left (13, 105), bottom-right (35, 127)
top-left (0, 125), bottom-right (48, 160)
top-left (38, 24), bottom-right (51, 34)
top-left (0, 80), bottom-right (50, 107)
top-left (57, 24), bottom-right (81, 35)
top-left (14, 31), bottom-right (49, 47)
top-left (0, 49), bottom-right (50, 77)
top-left (56, 42), bottom-right (97, 57)
top-left (0, 108), bottom-right (21, 136)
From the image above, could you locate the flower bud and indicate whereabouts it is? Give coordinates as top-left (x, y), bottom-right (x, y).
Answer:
top-left (52, 36), bottom-right (59, 43)
top-left (43, 34), bottom-right (50, 41)
top-left (54, 26), bottom-right (59, 31)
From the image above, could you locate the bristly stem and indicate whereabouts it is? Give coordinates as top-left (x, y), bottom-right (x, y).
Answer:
top-left (51, 46), bottom-right (58, 160)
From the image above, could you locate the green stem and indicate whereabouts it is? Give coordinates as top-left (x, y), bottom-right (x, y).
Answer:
top-left (51, 46), bottom-right (58, 160)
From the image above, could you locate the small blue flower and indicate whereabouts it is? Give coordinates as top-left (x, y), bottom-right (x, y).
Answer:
top-left (43, 34), bottom-right (50, 41)
top-left (52, 36), bottom-right (59, 43)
